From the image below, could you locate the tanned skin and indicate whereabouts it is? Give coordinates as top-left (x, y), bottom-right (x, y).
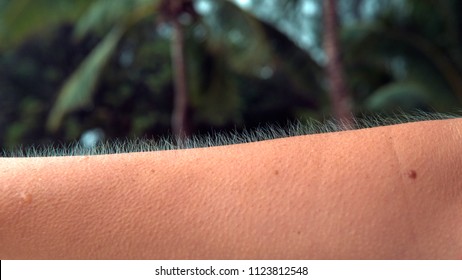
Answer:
top-left (0, 116), bottom-right (461, 259)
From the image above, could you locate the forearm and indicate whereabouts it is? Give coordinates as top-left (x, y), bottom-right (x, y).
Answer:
top-left (1, 118), bottom-right (461, 259)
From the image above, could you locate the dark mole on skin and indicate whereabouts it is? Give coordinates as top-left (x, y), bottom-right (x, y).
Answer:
top-left (407, 170), bottom-right (417, 179)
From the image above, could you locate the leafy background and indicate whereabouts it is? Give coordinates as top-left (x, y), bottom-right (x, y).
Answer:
top-left (1, 0), bottom-right (461, 150)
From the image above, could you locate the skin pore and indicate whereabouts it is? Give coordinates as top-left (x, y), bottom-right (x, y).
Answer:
top-left (0, 112), bottom-right (461, 259)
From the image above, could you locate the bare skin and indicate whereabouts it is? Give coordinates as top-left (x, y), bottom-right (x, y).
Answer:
top-left (0, 118), bottom-right (461, 259)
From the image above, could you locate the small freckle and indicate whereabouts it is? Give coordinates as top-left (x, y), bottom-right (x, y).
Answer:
top-left (274, 170), bottom-right (279, 175)
top-left (297, 231), bottom-right (301, 235)
top-left (407, 170), bottom-right (417, 179)
top-left (20, 192), bottom-right (32, 204)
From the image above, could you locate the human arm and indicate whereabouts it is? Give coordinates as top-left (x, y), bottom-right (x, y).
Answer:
top-left (1, 117), bottom-right (461, 259)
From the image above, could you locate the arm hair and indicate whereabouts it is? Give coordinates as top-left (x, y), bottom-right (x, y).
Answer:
top-left (3, 110), bottom-right (461, 157)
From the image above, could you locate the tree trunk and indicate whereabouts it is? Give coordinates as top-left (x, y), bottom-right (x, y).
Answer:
top-left (161, 0), bottom-right (192, 141)
top-left (323, 0), bottom-right (354, 128)
top-left (170, 16), bottom-right (189, 141)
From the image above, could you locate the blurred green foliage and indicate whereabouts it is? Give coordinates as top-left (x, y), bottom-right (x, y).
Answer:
top-left (1, 0), bottom-right (462, 150)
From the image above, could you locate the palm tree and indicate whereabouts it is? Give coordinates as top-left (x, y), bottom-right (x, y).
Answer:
top-left (342, 0), bottom-right (462, 114)
top-left (0, 0), bottom-right (326, 143)
top-left (1, 0), bottom-right (197, 140)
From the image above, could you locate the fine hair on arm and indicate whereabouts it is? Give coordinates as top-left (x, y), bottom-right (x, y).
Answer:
top-left (2, 109), bottom-right (461, 158)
